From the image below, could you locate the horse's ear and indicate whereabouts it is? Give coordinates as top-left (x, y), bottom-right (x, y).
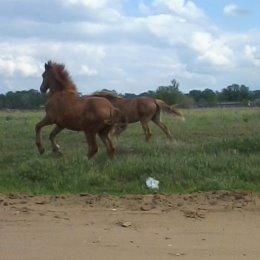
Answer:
top-left (45, 60), bottom-right (53, 70)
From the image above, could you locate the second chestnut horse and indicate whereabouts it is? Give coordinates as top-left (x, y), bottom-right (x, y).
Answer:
top-left (94, 92), bottom-right (184, 141)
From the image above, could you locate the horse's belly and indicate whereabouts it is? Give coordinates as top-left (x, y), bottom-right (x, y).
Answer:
top-left (127, 113), bottom-right (143, 123)
top-left (59, 117), bottom-right (105, 132)
top-left (57, 116), bottom-right (85, 131)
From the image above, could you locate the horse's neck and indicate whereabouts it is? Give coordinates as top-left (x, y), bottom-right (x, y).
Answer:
top-left (49, 89), bottom-right (79, 105)
top-left (66, 87), bottom-right (79, 97)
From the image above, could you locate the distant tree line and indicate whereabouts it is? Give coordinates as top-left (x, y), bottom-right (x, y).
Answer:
top-left (129, 81), bottom-right (259, 108)
top-left (130, 81), bottom-right (260, 108)
top-left (1, 81), bottom-right (260, 109)
top-left (0, 89), bottom-right (46, 109)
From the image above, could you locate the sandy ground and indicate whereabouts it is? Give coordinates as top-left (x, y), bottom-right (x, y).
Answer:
top-left (1, 191), bottom-right (260, 260)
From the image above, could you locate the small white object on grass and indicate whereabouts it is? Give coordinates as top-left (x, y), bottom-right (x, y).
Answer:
top-left (146, 177), bottom-right (159, 190)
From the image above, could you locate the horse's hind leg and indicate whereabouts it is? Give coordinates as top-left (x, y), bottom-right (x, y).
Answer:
top-left (49, 125), bottom-right (64, 154)
top-left (98, 129), bottom-right (115, 159)
top-left (84, 132), bottom-right (98, 159)
top-left (152, 115), bottom-right (173, 140)
top-left (141, 121), bottom-right (152, 142)
top-left (35, 116), bottom-right (52, 154)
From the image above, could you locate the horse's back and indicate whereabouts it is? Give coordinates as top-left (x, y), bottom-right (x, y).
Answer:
top-left (83, 96), bottom-right (128, 133)
top-left (82, 96), bottom-right (115, 119)
top-left (91, 93), bottom-right (157, 123)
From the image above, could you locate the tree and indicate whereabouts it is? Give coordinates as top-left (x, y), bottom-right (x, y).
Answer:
top-left (154, 78), bottom-right (183, 104)
top-left (138, 90), bottom-right (156, 98)
top-left (170, 79), bottom-right (179, 90)
top-left (220, 84), bottom-right (252, 102)
top-left (189, 89), bottom-right (217, 107)
top-left (1, 89), bottom-right (46, 109)
top-left (0, 94), bottom-right (5, 108)
top-left (201, 88), bottom-right (217, 106)
top-left (189, 90), bottom-right (202, 103)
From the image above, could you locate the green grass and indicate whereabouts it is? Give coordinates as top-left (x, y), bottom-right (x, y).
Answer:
top-left (0, 108), bottom-right (260, 195)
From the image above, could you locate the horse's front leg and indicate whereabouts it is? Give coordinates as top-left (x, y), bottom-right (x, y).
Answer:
top-left (49, 125), bottom-right (64, 154)
top-left (35, 116), bottom-right (52, 154)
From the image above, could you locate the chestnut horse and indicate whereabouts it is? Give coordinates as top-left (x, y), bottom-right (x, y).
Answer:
top-left (35, 61), bottom-right (127, 159)
top-left (93, 92), bottom-right (184, 141)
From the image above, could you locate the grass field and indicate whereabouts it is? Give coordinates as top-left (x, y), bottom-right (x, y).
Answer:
top-left (0, 108), bottom-right (260, 195)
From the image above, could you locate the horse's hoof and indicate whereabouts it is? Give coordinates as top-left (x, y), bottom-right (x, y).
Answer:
top-left (88, 153), bottom-right (97, 159)
top-left (170, 139), bottom-right (177, 144)
top-left (38, 147), bottom-right (45, 154)
top-left (53, 150), bottom-right (63, 157)
top-left (108, 155), bottom-right (114, 160)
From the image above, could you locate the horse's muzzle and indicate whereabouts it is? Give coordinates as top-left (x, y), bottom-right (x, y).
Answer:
top-left (40, 84), bottom-right (47, 93)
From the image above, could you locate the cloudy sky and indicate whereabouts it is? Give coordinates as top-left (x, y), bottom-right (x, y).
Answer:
top-left (0, 0), bottom-right (259, 94)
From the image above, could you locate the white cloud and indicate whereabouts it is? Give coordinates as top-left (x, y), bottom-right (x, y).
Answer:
top-left (0, 0), bottom-right (259, 94)
top-left (74, 22), bottom-right (109, 36)
top-left (0, 56), bottom-right (38, 78)
top-left (139, 1), bottom-right (152, 16)
top-left (61, 0), bottom-right (122, 23)
top-left (146, 14), bottom-right (176, 38)
top-left (191, 32), bottom-right (232, 66)
top-left (153, 0), bottom-right (205, 19)
top-left (140, 14), bottom-right (200, 48)
top-left (245, 45), bottom-right (260, 66)
top-left (64, 0), bottom-right (109, 9)
top-left (79, 65), bottom-right (98, 76)
top-left (223, 4), bottom-right (250, 17)
top-left (0, 40), bottom-right (41, 78)
top-left (0, 55), bottom-right (41, 93)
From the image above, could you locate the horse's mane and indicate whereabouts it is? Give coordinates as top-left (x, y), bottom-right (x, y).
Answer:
top-left (47, 61), bottom-right (77, 93)
top-left (93, 91), bottom-right (121, 100)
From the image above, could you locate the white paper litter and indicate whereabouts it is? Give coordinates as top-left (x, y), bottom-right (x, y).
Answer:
top-left (146, 177), bottom-right (159, 190)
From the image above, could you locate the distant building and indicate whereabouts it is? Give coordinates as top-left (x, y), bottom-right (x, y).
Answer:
top-left (217, 102), bottom-right (242, 108)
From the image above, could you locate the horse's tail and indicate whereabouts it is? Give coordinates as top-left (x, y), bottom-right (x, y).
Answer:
top-left (105, 108), bottom-right (128, 136)
top-left (154, 99), bottom-right (185, 121)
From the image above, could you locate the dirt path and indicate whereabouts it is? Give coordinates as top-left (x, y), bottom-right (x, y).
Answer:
top-left (1, 191), bottom-right (260, 260)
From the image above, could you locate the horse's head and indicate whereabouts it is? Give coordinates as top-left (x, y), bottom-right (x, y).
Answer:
top-left (40, 61), bottom-right (75, 94)
top-left (40, 61), bottom-right (52, 93)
